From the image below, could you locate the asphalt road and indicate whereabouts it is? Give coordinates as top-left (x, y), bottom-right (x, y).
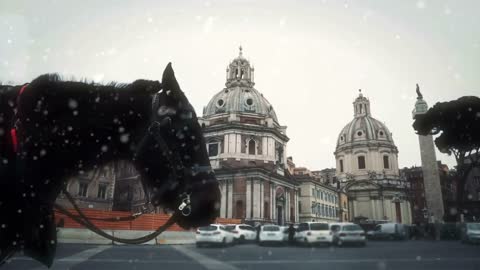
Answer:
top-left (2, 241), bottom-right (480, 270)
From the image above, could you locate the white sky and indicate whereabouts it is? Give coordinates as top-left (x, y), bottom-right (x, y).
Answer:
top-left (1, 0), bottom-right (479, 170)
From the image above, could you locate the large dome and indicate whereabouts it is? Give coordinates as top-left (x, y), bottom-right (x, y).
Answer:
top-left (203, 86), bottom-right (278, 122)
top-left (202, 47), bottom-right (279, 123)
top-left (336, 91), bottom-right (396, 150)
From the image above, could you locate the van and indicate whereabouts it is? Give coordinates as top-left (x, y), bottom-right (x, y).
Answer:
top-left (367, 223), bottom-right (408, 240)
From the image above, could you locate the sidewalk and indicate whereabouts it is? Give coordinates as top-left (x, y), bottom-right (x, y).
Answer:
top-left (57, 228), bottom-right (196, 245)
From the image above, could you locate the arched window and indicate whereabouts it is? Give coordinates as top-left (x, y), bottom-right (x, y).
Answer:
top-left (339, 159), bottom-right (344, 173)
top-left (383, 155), bottom-right (390, 169)
top-left (358, 156), bottom-right (366, 169)
top-left (248, 140), bottom-right (256, 155)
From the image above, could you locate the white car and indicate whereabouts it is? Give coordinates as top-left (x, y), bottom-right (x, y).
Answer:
top-left (195, 224), bottom-right (236, 247)
top-left (367, 223), bottom-right (408, 240)
top-left (332, 223), bottom-right (366, 246)
top-left (460, 222), bottom-right (480, 244)
top-left (258, 225), bottom-right (285, 245)
top-left (295, 222), bottom-right (334, 245)
top-left (224, 224), bottom-right (257, 243)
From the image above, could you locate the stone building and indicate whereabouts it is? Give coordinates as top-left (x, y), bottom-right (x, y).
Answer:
top-left (198, 47), bottom-right (299, 225)
top-left (294, 166), bottom-right (340, 223)
top-left (335, 90), bottom-right (411, 224)
top-left (56, 161), bottom-right (147, 212)
top-left (401, 162), bottom-right (452, 224)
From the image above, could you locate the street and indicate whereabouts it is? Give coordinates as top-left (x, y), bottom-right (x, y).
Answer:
top-left (2, 241), bottom-right (480, 270)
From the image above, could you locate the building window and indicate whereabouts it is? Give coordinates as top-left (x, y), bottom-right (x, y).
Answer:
top-left (321, 191), bottom-right (324, 200)
top-left (78, 182), bottom-right (88, 197)
top-left (248, 140), bottom-right (256, 155)
top-left (97, 184), bottom-right (107, 199)
top-left (208, 142), bottom-right (219, 157)
top-left (299, 201), bottom-right (302, 213)
top-left (383, 155), bottom-right (390, 169)
top-left (358, 156), bottom-right (366, 169)
top-left (339, 160), bottom-right (344, 173)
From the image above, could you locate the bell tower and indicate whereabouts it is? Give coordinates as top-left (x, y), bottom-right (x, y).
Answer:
top-left (226, 46), bottom-right (255, 88)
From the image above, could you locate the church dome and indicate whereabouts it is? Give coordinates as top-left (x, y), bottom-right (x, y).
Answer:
top-left (203, 47), bottom-right (279, 123)
top-left (336, 91), bottom-right (396, 150)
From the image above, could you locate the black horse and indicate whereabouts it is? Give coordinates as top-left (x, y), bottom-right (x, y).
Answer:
top-left (0, 64), bottom-right (221, 267)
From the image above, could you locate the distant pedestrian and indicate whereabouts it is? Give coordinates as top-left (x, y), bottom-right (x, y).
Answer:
top-left (288, 224), bottom-right (296, 245)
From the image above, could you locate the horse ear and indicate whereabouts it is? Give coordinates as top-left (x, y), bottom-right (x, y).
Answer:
top-left (162, 63), bottom-right (181, 95)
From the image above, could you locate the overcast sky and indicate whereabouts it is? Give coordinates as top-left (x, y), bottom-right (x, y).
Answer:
top-left (1, 0), bottom-right (479, 170)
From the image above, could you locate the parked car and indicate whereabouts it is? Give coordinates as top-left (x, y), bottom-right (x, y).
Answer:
top-left (258, 225), bottom-right (285, 246)
top-left (460, 222), bottom-right (480, 244)
top-left (329, 222), bottom-right (350, 232)
top-left (224, 224), bottom-right (257, 243)
top-left (195, 224), bottom-right (236, 247)
top-left (332, 223), bottom-right (366, 246)
top-left (367, 223), bottom-right (408, 240)
top-left (295, 222), bottom-right (334, 246)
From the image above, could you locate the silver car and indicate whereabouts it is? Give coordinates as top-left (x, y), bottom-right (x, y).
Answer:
top-left (332, 223), bottom-right (366, 247)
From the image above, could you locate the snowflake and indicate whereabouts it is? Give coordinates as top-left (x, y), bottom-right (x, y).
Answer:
top-left (101, 145), bottom-right (109, 152)
top-left (119, 134), bottom-right (130, 143)
top-left (416, 1), bottom-right (425, 9)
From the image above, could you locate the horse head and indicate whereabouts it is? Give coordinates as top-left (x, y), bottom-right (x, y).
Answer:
top-left (135, 63), bottom-right (221, 229)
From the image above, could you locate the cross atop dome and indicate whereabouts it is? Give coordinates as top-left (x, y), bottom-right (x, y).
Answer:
top-left (239, 45), bottom-right (243, 57)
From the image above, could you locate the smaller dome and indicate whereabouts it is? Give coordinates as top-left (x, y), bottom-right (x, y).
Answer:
top-left (336, 116), bottom-right (394, 147)
top-left (336, 91), bottom-right (396, 150)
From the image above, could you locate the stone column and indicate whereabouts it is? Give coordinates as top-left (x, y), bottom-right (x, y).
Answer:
top-left (227, 180), bottom-right (233, 218)
top-left (253, 179), bottom-right (260, 218)
top-left (220, 181), bottom-right (227, 218)
top-left (246, 179), bottom-right (252, 219)
top-left (259, 180), bottom-right (264, 219)
top-left (285, 189), bottom-right (290, 222)
top-left (294, 190), bottom-right (299, 222)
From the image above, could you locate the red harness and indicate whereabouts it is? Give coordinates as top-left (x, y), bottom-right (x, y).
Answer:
top-left (10, 84), bottom-right (28, 153)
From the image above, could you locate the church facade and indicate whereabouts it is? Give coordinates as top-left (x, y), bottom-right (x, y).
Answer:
top-left (335, 91), bottom-right (412, 224)
top-left (199, 48), bottom-right (299, 225)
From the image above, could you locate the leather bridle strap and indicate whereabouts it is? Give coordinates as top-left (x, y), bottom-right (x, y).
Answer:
top-left (52, 118), bottom-right (191, 244)
top-left (54, 191), bottom-right (179, 245)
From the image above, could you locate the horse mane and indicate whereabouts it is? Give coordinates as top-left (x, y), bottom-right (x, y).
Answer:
top-left (30, 73), bottom-right (133, 90)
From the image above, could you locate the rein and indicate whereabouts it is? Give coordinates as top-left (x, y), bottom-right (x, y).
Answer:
top-left (52, 117), bottom-right (193, 244)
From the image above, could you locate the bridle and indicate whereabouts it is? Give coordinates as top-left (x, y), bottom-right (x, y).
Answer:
top-left (51, 89), bottom-right (208, 244)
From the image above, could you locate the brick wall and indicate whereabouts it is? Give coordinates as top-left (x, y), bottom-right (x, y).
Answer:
top-left (55, 209), bottom-right (241, 231)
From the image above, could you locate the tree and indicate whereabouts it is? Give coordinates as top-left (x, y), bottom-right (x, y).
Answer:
top-left (413, 96), bottom-right (480, 219)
